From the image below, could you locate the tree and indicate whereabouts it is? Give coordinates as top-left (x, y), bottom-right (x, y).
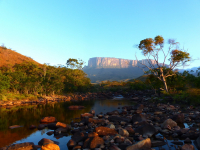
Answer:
top-left (66, 58), bottom-right (84, 69)
top-left (137, 35), bottom-right (190, 93)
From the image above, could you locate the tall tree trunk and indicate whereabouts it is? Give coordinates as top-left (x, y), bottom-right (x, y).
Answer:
top-left (160, 68), bottom-right (168, 93)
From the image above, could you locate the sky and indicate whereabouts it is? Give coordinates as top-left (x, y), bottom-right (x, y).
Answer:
top-left (0, 0), bottom-right (200, 69)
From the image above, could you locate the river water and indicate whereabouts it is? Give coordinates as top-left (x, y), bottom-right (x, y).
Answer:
top-left (0, 99), bottom-right (198, 149)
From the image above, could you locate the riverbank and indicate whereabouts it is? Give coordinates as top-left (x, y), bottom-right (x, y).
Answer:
top-left (0, 90), bottom-right (155, 109)
top-left (1, 90), bottom-right (200, 149)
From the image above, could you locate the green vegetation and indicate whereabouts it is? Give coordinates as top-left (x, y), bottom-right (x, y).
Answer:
top-left (138, 36), bottom-right (190, 93)
top-left (0, 59), bottom-right (91, 101)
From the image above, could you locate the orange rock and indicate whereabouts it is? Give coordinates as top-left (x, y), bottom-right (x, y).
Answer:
top-left (41, 143), bottom-right (60, 150)
top-left (40, 116), bottom-right (57, 123)
top-left (95, 126), bottom-right (118, 136)
top-left (56, 122), bottom-right (67, 128)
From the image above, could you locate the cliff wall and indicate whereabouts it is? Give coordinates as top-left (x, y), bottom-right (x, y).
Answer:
top-left (87, 57), bottom-right (158, 68)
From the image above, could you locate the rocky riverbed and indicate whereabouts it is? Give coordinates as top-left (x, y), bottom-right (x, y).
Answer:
top-left (1, 91), bottom-right (200, 150)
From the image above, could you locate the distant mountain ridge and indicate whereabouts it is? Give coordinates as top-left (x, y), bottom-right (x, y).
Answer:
top-left (83, 57), bottom-right (166, 83)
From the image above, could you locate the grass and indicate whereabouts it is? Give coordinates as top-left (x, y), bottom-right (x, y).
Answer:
top-left (0, 92), bottom-right (38, 101)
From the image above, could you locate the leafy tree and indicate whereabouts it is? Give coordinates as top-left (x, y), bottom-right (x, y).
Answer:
top-left (66, 58), bottom-right (84, 69)
top-left (137, 35), bottom-right (190, 92)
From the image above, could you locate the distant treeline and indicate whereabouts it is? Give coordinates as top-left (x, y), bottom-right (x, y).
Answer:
top-left (0, 62), bottom-right (91, 96)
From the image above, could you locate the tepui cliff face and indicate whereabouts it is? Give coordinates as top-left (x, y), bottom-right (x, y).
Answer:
top-left (83, 57), bottom-right (164, 83)
top-left (87, 57), bottom-right (159, 68)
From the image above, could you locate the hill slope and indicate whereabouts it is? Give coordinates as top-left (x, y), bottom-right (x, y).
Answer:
top-left (0, 46), bottom-right (39, 67)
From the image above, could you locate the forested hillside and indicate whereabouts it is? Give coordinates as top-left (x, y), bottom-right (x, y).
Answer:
top-left (0, 46), bottom-right (91, 100)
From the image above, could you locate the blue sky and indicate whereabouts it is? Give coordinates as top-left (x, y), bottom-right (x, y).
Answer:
top-left (0, 0), bottom-right (200, 69)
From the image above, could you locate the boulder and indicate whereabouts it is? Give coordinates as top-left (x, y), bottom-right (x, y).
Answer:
top-left (41, 143), bottom-right (60, 150)
top-left (38, 138), bottom-right (59, 146)
top-left (95, 126), bottom-right (118, 136)
top-left (40, 116), bottom-right (57, 123)
top-left (161, 119), bottom-right (177, 129)
top-left (126, 138), bottom-right (151, 150)
top-left (181, 144), bottom-right (195, 150)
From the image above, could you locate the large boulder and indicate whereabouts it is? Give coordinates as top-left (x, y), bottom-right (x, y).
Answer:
top-left (161, 119), bottom-right (177, 129)
top-left (40, 116), bottom-right (57, 123)
top-left (41, 143), bottom-right (60, 150)
top-left (126, 138), bottom-right (151, 150)
top-left (95, 126), bottom-right (118, 136)
top-left (38, 138), bottom-right (59, 146)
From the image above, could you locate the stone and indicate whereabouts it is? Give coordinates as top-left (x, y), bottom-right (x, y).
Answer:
top-left (108, 116), bottom-right (131, 123)
top-left (119, 129), bottom-right (129, 137)
top-left (181, 144), bottom-right (195, 150)
top-left (132, 114), bottom-right (147, 123)
top-left (88, 118), bottom-right (106, 124)
top-left (81, 113), bottom-right (93, 118)
top-left (56, 122), bottom-right (67, 128)
top-left (29, 125), bottom-right (37, 129)
top-left (40, 116), bottom-right (57, 123)
top-left (151, 140), bottom-right (166, 147)
top-left (2, 142), bottom-right (37, 150)
top-left (171, 113), bottom-right (184, 124)
top-left (83, 136), bottom-right (104, 149)
top-left (38, 124), bottom-right (46, 130)
top-left (107, 124), bottom-right (115, 129)
top-left (67, 139), bottom-right (77, 149)
top-left (134, 124), bottom-right (156, 137)
top-left (71, 132), bottom-right (88, 143)
top-left (161, 119), bottom-right (177, 129)
top-left (125, 127), bottom-right (135, 136)
top-left (107, 110), bottom-right (120, 115)
top-left (46, 131), bottom-right (54, 135)
top-left (95, 126), bottom-right (118, 136)
top-left (38, 138), bottom-right (59, 146)
top-left (41, 143), bottom-right (60, 150)
top-left (126, 138), bottom-right (151, 150)
top-left (9, 125), bottom-right (23, 129)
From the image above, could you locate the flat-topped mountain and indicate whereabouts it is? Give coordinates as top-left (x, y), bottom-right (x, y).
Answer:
top-left (83, 57), bottom-right (163, 83)
top-left (87, 57), bottom-right (159, 68)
